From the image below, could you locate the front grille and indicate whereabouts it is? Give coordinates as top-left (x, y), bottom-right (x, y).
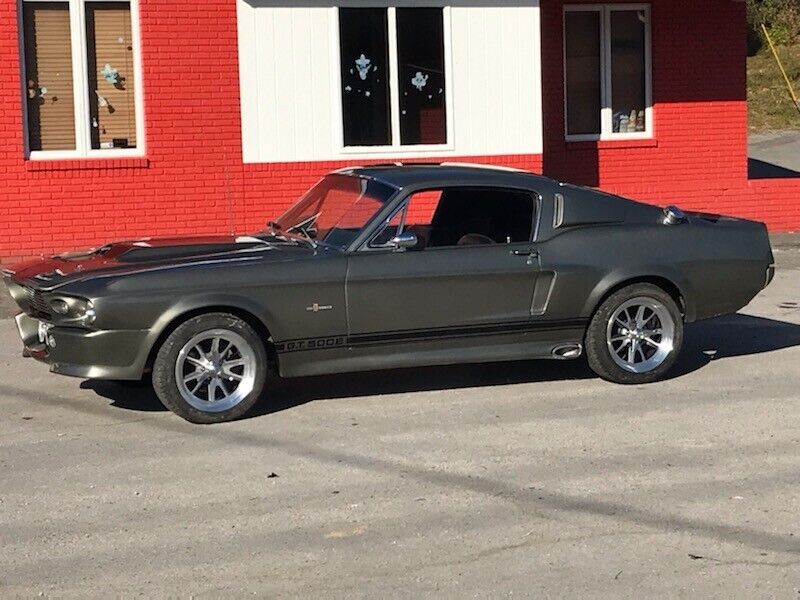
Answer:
top-left (22, 286), bottom-right (51, 320)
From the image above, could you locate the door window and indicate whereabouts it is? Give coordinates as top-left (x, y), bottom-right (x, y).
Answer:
top-left (371, 187), bottom-right (536, 249)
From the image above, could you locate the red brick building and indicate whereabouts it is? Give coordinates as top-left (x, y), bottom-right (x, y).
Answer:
top-left (1, 0), bottom-right (798, 264)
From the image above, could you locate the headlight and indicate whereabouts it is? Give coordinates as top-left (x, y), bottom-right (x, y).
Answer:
top-left (48, 296), bottom-right (95, 325)
top-left (50, 299), bottom-right (70, 315)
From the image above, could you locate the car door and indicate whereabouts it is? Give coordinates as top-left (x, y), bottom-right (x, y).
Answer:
top-left (345, 186), bottom-right (541, 343)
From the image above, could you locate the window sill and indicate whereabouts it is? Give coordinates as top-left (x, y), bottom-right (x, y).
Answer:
top-left (26, 157), bottom-right (150, 172)
top-left (565, 138), bottom-right (658, 150)
top-left (340, 144), bottom-right (455, 156)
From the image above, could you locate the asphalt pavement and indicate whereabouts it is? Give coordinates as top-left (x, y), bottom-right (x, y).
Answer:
top-left (1, 256), bottom-right (800, 596)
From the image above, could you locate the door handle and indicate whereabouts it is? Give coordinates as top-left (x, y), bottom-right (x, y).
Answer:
top-left (511, 249), bottom-right (539, 258)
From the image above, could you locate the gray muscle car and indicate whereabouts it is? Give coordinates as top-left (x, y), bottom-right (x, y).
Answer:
top-left (4, 164), bottom-right (775, 423)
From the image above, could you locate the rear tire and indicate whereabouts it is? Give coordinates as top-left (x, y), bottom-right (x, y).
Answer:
top-left (152, 312), bottom-right (267, 423)
top-left (586, 283), bottom-right (683, 384)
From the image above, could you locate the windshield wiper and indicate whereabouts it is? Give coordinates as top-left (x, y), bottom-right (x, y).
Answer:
top-left (266, 216), bottom-right (319, 249)
top-left (288, 227), bottom-right (318, 249)
top-left (286, 213), bottom-right (320, 248)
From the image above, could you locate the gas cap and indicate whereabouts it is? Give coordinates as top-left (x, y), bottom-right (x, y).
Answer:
top-left (663, 205), bottom-right (687, 226)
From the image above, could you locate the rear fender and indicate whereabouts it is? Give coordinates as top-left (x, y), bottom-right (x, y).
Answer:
top-left (583, 266), bottom-right (696, 323)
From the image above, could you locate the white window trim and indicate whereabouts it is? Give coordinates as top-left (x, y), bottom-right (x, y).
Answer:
top-left (20, 0), bottom-right (145, 160)
top-left (563, 3), bottom-right (652, 142)
top-left (330, 6), bottom-right (455, 155)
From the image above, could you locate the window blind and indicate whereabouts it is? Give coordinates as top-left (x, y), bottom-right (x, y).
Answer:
top-left (86, 2), bottom-right (137, 150)
top-left (23, 2), bottom-right (76, 151)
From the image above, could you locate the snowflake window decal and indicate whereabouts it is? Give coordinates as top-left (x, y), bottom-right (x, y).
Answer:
top-left (355, 54), bottom-right (373, 81)
top-left (411, 71), bottom-right (429, 92)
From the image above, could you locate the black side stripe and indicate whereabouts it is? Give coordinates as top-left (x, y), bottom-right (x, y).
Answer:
top-left (274, 318), bottom-right (588, 354)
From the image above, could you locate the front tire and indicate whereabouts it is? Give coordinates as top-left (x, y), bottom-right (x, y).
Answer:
top-left (586, 283), bottom-right (683, 384)
top-left (152, 313), bottom-right (267, 423)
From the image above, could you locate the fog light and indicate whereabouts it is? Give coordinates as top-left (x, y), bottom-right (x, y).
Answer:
top-left (50, 299), bottom-right (69, 315)
top-left (81, 307), bottom-right (97, 326)
top-left (47, 335), bottom-right (57, 348)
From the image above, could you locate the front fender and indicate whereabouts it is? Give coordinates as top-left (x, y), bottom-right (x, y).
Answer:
top-left (582, 266), bottom-right (697, 323)
top-left (149, 292), bottom-right (277, 340)
top-left (137, 292), bottom-right (279, 375)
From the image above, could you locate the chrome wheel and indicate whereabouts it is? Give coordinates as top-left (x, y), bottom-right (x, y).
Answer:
top-left (175, 329), bottom-right (257, 413)
top-left (606, 297), bottom-right (675, 374)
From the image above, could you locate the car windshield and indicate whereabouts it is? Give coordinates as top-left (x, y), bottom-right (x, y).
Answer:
top-left (269, 174), bottom-right (397, 250)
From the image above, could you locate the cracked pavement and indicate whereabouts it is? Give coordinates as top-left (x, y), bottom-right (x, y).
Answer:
top-left (1, 268), bottom-right (800, 597)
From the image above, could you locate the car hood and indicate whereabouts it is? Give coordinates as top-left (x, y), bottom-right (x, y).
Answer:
top-left (4, 235), bottom-right (316, 291)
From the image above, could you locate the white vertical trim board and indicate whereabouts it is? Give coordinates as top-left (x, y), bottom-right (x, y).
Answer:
top-left (237, 1), bottom-right (544, 163)
top-left (386, 7), bottom-right (402, 148)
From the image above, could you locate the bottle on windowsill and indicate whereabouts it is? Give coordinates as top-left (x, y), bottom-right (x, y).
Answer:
top-left (636, 110), bottom-right (645, 132)
top-left (618, 113), bottom-right (629, 133)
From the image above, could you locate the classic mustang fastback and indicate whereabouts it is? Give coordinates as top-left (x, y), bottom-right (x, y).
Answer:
top-left (4, 164), bottom-right (775, 423)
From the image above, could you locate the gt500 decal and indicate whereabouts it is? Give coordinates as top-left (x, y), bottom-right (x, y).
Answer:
top-left (276, 336), bottom-right (346, 353)
top-left (274, 319), bottom-right (589, 355)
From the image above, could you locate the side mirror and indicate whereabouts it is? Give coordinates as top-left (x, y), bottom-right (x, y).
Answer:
top-left (390, 232), bottom-right (418, 251)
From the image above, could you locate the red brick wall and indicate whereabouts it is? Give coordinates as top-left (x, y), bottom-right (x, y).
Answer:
top-left (540, 0), bottom-right (800, 230)
top-left (0, 0), bottom-right (249, 264)
top-left (0, 0), bottom-right (797, 264)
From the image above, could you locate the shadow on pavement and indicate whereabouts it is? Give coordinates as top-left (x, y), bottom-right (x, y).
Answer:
top-left (81, 378), bottom-right (165, 412)
top-left (83, 313), bottom-right (800, 418)
top-left (674, 313), bottom-right (800, 374)
top-left (748, 158), bottom-right (800, 180)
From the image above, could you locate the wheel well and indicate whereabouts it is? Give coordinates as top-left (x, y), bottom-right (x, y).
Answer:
top-left (143, 306), bottom-right (278, 375)
top-left (595, 276), bottom-right (686, 320)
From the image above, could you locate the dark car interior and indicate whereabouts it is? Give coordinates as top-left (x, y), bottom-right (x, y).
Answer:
top-left (398, 188), bottom-right (535, 250)
top-left (370, 187), bottom-right (536, 250)
top-left (427, 189), bottom-right (534, 247)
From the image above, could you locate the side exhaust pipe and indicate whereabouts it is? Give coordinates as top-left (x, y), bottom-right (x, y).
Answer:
top-left (552, 344), bottom-right (583, 360)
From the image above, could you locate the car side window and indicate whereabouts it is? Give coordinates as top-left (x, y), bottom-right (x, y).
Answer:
top-left (371, 187), bottom-right (536, 250)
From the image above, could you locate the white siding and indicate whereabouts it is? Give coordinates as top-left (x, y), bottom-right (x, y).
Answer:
top-left (237, 0), bottom-right (543, 163)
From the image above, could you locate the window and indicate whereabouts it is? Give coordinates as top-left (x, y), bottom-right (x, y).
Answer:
top-left (338, 7), bottom-right (449, 150)
top-left (21, 0), bottom-right (142, 158)
top-left (371, 188), bottom-right (535, 250)
top-left (564, 5), bottom-right (651, 140)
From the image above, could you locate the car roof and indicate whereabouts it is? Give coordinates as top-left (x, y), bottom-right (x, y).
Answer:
top-left (336, 163), bottom-right (555, 191)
